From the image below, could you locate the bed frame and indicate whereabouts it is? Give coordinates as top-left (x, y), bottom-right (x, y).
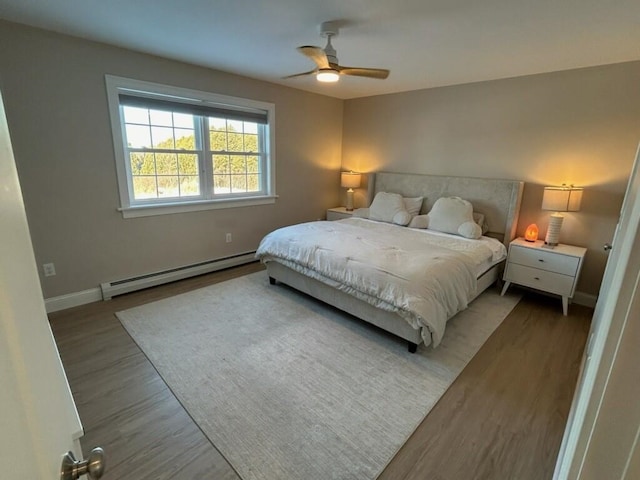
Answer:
top-left (266, 172), bottom-right (524, 352)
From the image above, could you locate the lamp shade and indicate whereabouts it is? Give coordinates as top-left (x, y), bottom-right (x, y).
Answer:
top-left (341, 172), bottom-right (361, 189)
top-left (542, 185), bottom-right (583, 212)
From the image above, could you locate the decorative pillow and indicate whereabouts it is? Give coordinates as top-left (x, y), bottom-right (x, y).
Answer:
top-left (352, 208), bottom-right (370, 218)
top-left (473, 212), bottom-right (489, 234)
top-left (408, 214), bottom-right (429, 229)
top-left (427, 196), bottom-right (475, 235)
top-left (369, 192), bottom-right (411, 226)
top-left (392, 210), bottom-right (412, 226)
top-left (458, 221), bottom-right (483, 239)
top-left (403, 196), bottom-right (424, 217)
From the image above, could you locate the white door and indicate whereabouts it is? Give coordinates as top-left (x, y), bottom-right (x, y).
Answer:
top-left (0, 89), bottom-right (86, 477)
top-left (554, 143), bottom-right (640, 479)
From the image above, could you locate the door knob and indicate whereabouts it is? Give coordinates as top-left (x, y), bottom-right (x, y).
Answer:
top-left (60, 447), bottom-right (105, 480)
top-left (604, 243), bottom-right (613, 251)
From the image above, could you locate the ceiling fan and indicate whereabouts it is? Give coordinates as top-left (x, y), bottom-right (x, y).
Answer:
top-left (285, 21), bottom-right (390, 83)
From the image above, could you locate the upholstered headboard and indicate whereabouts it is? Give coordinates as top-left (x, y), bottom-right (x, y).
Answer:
top-left (366, 172), bottom-right (524, 246)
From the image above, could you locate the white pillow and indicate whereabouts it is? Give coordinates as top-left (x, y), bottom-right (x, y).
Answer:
top-left (408, 214), bottom-right (429, 229)
top-left (403, 196), bottom-right (424, 217)
top-left (473, 212), bottom-right (489, 234)
top-left (352, 208), bottom-right (370, 218)
top-left (427, 196), bottom-right (476, 236)
top-left (369, 192), bottom-right (412, 226)
top-left (392, 210), bottom-right (412, 225)
top-left (458, 221), bottom-right (483, 239)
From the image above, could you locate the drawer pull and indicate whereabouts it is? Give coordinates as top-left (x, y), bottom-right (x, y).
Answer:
top-left (534, 277), bottom-right (540, 280)
top-left (538, 259), bottom-right (544, 262)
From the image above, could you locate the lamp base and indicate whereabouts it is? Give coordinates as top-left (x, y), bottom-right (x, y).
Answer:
top-left (345, 189), bottom-right (354, 211)
top-left (544, 213), bottom-right (564, 247)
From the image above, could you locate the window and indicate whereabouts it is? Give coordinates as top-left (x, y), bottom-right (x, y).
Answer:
top-left (105, 76), bottom-right (276, 217)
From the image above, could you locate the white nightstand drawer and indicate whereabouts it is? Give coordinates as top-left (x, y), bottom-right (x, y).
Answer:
top-left (505, 263), bottom-right (575, 296)
top-left (509, 245), bottom-right (580, 276)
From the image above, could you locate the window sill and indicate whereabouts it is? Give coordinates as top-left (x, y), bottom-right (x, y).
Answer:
top-left (118, 195), bottom-right (278, 218)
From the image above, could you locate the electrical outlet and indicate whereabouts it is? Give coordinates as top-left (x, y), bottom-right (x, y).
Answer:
top-left (43, 263), bottom-right (56, 277)
top-left (225, 233), bottom-right (232, 243)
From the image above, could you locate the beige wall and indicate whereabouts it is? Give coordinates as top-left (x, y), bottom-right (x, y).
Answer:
top-left (0, 21), bottom-right (343, 298)
top-left (342, 62), bottom-right (640, 296)
top-left (2, 19), bottom-right (638, 300)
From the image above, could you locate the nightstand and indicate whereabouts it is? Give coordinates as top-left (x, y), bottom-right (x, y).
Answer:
top-left (326, 207), bottom-right (354, 221)
top-left (501, 238), bottom-right (586, 315)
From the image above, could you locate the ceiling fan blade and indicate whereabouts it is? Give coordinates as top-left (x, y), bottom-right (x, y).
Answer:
top-left (282, 69), bottom-right (317, 79)
top-left (338, 66), bottom-right (390, 79)
top-left (297, 46), bottom-right (330, 69)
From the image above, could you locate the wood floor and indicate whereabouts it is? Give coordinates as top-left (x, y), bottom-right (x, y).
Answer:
top-left (49, 263), bottom-right (592, 480)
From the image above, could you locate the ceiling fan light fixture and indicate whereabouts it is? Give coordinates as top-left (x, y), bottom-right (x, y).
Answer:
top-left (317, 69), bottom-right (339, 83)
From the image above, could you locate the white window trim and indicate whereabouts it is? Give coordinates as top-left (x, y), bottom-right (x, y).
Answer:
top-left (105, 75), bottom-right (276, 218)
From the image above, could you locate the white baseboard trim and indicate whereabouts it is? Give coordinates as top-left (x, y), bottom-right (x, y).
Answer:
top-left (45, 253), bottom-right (258, 313)
top-left (44, 271), bottom-right (598, 314)
top-left (45, 288), bottom-right (103, 313)
top-left (572, 291), bottom-right (597, 309)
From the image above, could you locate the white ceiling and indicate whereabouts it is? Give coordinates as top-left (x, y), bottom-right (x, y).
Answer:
top-left (1, 0), bottom-right (639, 99)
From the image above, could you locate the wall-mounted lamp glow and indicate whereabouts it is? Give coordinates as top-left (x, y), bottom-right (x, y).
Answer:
top-left (317, 69), bottom-right (340, 83)
top-left (341, 171), bottom-right (361, 211)
top-left (541, 184), bottom-right (583, 247)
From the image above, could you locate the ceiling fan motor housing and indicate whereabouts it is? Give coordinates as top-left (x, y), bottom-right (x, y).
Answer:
top-left (319, 21), bottom-right (339, 38)
top-left (319, 21), bottom-right (339, 65)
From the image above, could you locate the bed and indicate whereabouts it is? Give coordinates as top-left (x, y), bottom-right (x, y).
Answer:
top-left (256, 172), bottom-right (524, 352)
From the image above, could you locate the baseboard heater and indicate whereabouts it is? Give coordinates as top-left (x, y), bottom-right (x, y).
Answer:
top-left (100, 251), bottom-right (257, 300)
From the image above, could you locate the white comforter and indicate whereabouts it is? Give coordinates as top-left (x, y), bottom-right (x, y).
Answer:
top-left (255, 218), bottom-right (504, 347)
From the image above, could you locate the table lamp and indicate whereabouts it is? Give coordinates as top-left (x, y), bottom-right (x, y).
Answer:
top-left (541, 184), bottom-right (583, 247)
top-left (341, 171), bottom-right (361, 211)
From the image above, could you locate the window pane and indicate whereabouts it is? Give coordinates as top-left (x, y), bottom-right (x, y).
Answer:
top-left (244, 122), bottom-right (258, 134)
top-left (173, 112), bottom-right (193, 128)
top-left (227, 133), bottom-right (243, 152)
top-left (213, 155), bottom-right (230, 174)
top-left (178, 154), bottom-right (198, 174)
top-left (175, 128), bottom-right (196, 150)
top-left (231, 174), bottom-right (247, 192)
top-left (213, 174), bottom-right (230, 194)
top-left (210, 130), bottom-right (227, 151)
top-left (151, 126), bottom-right (175, 148)
top-left (157, 176), bottom-right (179, 198)
top-left (133, 176), bottom-right (157, 199)
top-left (246, 155), bottom-right (259, 174)
top-left (149, 109), bottom-right (173, 126)
top-left (228, 119), bottom-right (243, 132)
top-left (247, 174), bottom-right (261, 192)
top-left (130, 152), bottom-right (146, 175)
top-left (155, 153), bottom-right (178, 175)
top-left (244, 134), bottom-right (258, 152)
top-left (209, 117), bottom-right (226, 130)
top-left (230, 155), bottom-right (246, 173)
top-left (125, 124), bottom-right (151, 148)
top-left (179, 176), bottom-right (200, 196)
top-left (123, 106), bottom-right (149, 124)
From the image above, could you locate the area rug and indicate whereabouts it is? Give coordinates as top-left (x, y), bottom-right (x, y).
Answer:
top-left (117, 271), bottom-right (521, 480)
